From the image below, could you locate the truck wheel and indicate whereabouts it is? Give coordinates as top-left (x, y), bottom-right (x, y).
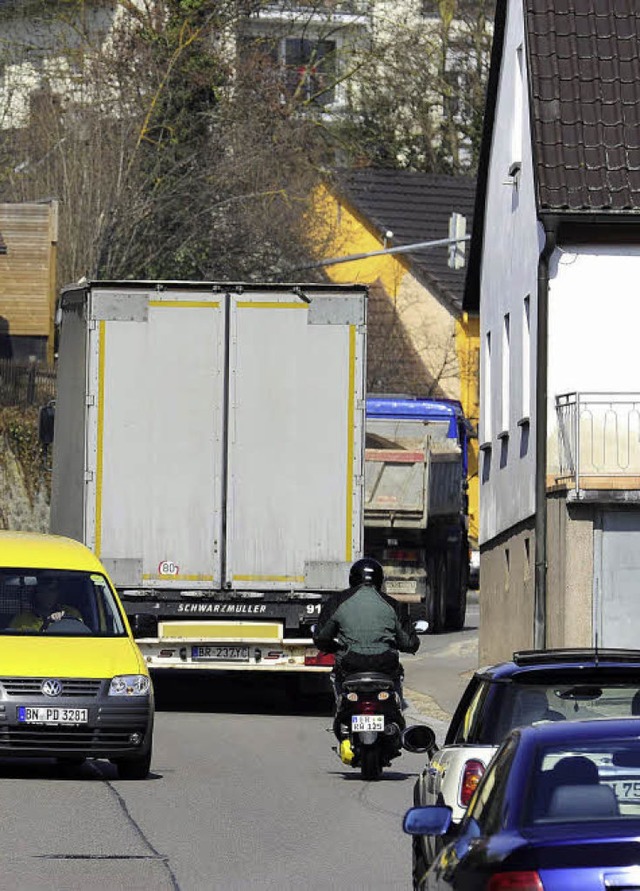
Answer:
top-left (433, 554), bottom-right (448, 633)
top-left (445, 547), bottom-right (468, 632)
top-left (422, 557), bottom-right (439, 634)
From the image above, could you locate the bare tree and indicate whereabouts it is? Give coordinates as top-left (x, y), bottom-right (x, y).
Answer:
top-left (333, 0), bottom-right (495, 173)
top-left (0, 0), bottom-right (335, 285)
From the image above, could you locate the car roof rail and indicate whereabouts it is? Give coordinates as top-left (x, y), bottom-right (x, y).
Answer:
top-left (513, 648), bottom-right (640, 666)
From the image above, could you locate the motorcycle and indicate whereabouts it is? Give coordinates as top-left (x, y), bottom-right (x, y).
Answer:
top-left (331, 621), bottom-right (435, 780)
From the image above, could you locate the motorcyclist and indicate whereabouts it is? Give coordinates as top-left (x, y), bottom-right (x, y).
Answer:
top-left (313, 557), bottom-right (420, 707)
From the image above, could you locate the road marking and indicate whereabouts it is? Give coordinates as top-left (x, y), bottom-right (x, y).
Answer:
top-left (404, 688), bottom-right (452, 724)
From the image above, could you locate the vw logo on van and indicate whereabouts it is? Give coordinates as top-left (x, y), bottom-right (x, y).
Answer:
top-left (41, 679), bottom-right (63, 697)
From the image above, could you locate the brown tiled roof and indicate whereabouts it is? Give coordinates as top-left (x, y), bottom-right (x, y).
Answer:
top-left (527, 0), bottom-right (640, 213)
top-left (464, 0), bottom-right (640, 311)
top-left (335, 169), bottom-right (476, 312)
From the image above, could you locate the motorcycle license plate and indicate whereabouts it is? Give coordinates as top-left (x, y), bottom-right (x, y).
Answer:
top-left (352, 714), bottom-right (384, 733)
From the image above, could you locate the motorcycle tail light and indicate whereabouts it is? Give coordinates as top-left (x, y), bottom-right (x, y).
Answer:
top-left (459, 759), bottom-right (485, 806)
top-left (378, 691), bottom-right (390, 700)
top-left (359, 699), bottom-right (378, 715)
top-left (346, 692), bottom-right (358, 702)
top-left (487, 872), bottom-right (544, 891)
top-left (304, 652), bottom-right (335, 666)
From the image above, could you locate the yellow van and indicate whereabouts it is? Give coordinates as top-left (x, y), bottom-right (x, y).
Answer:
top-left (0, 532), bottom-right (153, 779)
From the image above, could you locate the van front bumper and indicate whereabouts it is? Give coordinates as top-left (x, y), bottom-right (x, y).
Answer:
top-left (0, 678), bottom-right (153, 759)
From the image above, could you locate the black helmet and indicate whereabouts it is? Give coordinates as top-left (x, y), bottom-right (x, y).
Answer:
top-left (349, 557), bottom-right (384, 590)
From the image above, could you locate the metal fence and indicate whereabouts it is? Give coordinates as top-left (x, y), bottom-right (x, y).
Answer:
top-left (556, 392), bottom-right (640, 489)
top-left (0, 359), bottom-right (56, 407)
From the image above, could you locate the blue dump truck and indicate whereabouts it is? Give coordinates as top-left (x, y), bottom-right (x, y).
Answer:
top-left (364, 396), bottom-right (470, 633)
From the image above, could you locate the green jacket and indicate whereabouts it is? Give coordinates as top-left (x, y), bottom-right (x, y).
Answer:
top-left (313, 583), bottom-right (419, 658)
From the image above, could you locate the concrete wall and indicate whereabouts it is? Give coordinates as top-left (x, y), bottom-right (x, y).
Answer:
top-left (480, 494), bottom-right (595, 664)
top-left (479, 515), bottom-right (535, 664)
top-left (546, 494), bottom-right (594, 649)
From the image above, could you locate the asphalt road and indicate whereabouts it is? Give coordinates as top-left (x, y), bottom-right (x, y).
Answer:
top-left (0, 596), bottom-right (479, 891)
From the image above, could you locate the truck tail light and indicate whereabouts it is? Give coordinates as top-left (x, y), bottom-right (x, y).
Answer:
top-left (487, 872), bottom-right (544, 890)
top-left (459, 759), bottom-right (485, 806)
top-left (304, 652), bottom-right (335, 666)
top-left (382, 548), bottom-right (419, 562)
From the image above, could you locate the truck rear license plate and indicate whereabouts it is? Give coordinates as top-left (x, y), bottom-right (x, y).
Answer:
top-left (191, 646), bottom-right (250, 662)
top-left (18, 707), bottom-right (88, 725)
top-left (352, 714), bottom-right (385, 732)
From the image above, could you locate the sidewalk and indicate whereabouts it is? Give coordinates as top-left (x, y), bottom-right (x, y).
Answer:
top-left (402, 592), bottom-right (480, 745)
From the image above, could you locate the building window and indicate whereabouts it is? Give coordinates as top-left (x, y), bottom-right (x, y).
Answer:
top-left (522, 295), bottom-right (530, 419)
top-left (501, 314), bottom-right (510, 433)
top-left (482, 330), bottom-right (492, 443)
top-left (284, 38), bottom-right (336, 106)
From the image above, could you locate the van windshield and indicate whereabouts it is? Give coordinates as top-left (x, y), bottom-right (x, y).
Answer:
top-left (0, 568), bottom-right (127, 637)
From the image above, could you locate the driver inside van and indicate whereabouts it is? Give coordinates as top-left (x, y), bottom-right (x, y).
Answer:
top-left (9, 575), bottom-right (82, 632)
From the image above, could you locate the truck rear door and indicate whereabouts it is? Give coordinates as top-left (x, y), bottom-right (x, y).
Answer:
top-left (225, 290), bottom-right (365, 591)
top-left (87, 288), bottom-right (225, 589)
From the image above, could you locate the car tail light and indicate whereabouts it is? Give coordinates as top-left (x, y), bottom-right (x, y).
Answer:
top-left (487, 872), bottom-right (544, 890)
top-left (459, 759), bottom-right (485, 806)
top-left (304, 652), bottom-right (335, 666)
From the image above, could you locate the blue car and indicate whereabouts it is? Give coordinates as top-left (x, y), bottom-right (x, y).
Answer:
top-left (404, 717), bottom-right (640, 890)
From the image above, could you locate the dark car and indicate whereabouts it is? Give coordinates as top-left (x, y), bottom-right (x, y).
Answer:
top-left (413, 649), bottom-right (640, 885)
top-left (405, 717), bottom-right (640, 889)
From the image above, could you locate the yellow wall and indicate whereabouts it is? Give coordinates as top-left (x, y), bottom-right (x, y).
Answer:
top-left (314, 185), bottom-right (479, 541)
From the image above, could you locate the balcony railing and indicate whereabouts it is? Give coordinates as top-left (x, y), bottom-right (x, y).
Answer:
top-left (250, 1), bottom-right (372, 21)
top-left (555, 392), bottom-right (640, 492)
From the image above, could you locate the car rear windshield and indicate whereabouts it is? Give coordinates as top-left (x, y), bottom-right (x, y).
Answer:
top-left (0, 568), bottom-right (127, 637)
top-left (474, 675), bottom-right (640, 744)
top-left (524, 740), bottom-right (640, 826)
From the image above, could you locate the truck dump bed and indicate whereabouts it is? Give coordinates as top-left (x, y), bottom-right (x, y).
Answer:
top-left (364, 400), bottom-right (464, 529)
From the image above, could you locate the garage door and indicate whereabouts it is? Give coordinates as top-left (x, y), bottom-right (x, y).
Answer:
top-left (597, 510), bottom-right (640, 648)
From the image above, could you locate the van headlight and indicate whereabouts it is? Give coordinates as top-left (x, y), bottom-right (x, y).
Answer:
top-left (109, 675), bottom-right (151, 696)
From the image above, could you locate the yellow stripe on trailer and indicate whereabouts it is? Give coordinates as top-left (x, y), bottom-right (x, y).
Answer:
top-left (95, 321), bottom-right (106, 557)
top-left (232, 574), bottom-right (305, 583)
top-left (159, 622), bottom-right (283, 641)
top-left (345, 323), bottom-right (356, 563)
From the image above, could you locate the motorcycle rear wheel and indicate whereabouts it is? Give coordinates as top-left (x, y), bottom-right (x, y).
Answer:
top-left (360, 744), bottom-right (382, 781)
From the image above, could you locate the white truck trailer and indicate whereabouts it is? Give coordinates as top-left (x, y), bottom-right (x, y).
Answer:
top-left (49, 281), bottom-right (367, 684)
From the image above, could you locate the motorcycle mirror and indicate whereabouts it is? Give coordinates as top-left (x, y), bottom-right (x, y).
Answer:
top-left (403, 724), bottom-right (437, 755)
top-left (414, 620), bottom-right (429, 634)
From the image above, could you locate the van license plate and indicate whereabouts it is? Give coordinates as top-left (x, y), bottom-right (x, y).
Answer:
top-left (191, 646), bottom-right (250, 662)
top-left (18, 707), bottom-right (88, 725)
top-left (352, 715), bottom-right (385, 732)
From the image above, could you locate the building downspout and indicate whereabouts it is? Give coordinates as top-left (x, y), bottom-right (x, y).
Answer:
top-left (534, 222), bottom-right (557, 649)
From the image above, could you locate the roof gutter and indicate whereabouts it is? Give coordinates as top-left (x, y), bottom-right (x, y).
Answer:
top-left (534, 221), bottom-right (558, 650)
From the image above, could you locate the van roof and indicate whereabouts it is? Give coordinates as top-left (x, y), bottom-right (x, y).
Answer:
top-left (0, 532), bottom-right (104, 573)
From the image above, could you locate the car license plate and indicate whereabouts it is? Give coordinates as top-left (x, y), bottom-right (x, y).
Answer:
top-left (352, 714), bottom-right (385, 733)
top-left (609, 780), bottom-right (640, 802)
top-left (385, 580), bottom-right (418, 594)
top-left (18, 707), bottom-right (88, 725)
top-left (191, 646), bottom-right (250, 662)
